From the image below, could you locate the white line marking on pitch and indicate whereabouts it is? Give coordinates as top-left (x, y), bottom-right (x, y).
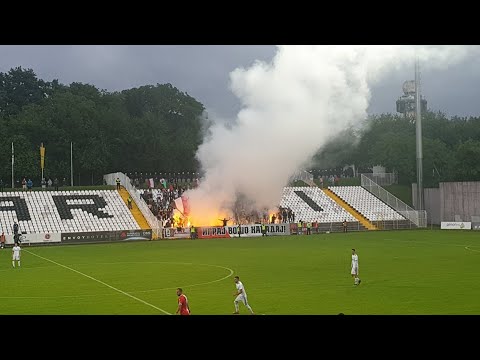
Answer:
top-left (0, 261), bottom-right (235, 300)
top-left (387, 239), bottom-right (470, 247)
top-left (132, 262), bottom-right (234, 294)
top-left (465, 246), bottom-right (480, 253)
top-left (24, 249), bottom-right (171, 315)
top-left (63, 261), bottom-right (235, 293)
top-left (389, 239), bottom-right (480, 254)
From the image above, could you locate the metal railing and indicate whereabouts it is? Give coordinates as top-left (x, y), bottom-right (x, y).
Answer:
top-left (361, 174), bottom-right (427, 227)
top-left (292, 221), bottom-right (364, 234)
top-left (104, 172), bottom-right (162, 239)
top-left (371, 219), bottom-right (420, 230)
top-left (360, 173), bottom-right (398, 186)
top-left (290, 170), bottom-right (314, 183)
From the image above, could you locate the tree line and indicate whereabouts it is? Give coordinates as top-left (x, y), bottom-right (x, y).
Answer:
top-left (0, 67), bottom-right (205, 186)
top-left (1, 66), bottom-right (478, 189)
top-left (311, 112), bottom-right (480, 187)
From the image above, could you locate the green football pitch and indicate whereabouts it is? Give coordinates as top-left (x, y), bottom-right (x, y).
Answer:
top-left (1, 229), bottom-right (479, 315)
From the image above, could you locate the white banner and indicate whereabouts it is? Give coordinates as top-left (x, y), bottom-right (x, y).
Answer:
top-left (6, 233), bottom-right (62, 245)
top-left (441, 222), bottom-right (472, 230)
top-left (198, 223), bottom-right (291, 239)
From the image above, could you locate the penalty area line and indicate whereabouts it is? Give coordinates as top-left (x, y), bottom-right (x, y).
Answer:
top-left (24, 249), bottom-right (171, 315)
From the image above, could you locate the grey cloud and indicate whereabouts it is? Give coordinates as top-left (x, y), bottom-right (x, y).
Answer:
top-left (0, 45), bottom-right (479, 118)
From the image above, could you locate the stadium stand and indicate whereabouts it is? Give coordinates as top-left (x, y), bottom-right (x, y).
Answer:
top-left (281, 187), bottom-right (356, 223)
top-left (0, 190), bottom-right (140, 235)
top-left (328, 186), bottom-right (405, 222)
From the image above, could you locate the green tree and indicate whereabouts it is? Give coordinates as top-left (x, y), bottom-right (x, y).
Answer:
top-left (454, 140), bottom-right (480, 180)
top-left (0, 67), bottom-right (53, 117)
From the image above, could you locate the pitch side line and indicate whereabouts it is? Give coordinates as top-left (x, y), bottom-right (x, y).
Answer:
top-left (24, 249), bottom-right (171, 315)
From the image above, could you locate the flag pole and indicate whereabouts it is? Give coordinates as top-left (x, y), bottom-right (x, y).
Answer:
top-left (70, 142), bottom-right (73, 186)
top-left (11, 142), bottom-right (14, 188)
top-left (40, 143), bottom-right (44, 182)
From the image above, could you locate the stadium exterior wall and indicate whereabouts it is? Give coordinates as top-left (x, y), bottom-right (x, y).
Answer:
top-left (439, 182), bottom-right (480, 223)
top-left (412, 185), bottom-right (440, 225)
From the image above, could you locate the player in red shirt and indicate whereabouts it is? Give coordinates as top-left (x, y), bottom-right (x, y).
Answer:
top-left (176, 288), bottom-right (190, 315)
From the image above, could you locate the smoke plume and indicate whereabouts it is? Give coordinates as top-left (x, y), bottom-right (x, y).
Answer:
top-left (186, 45), bottom-right (478, 226)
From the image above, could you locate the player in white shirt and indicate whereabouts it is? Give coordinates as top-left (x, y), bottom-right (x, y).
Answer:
top-left (351, 248), bottom-right (361, 285)
top-left (12, 243), bottom-right (21, 268)
top-left (233, 276), bottom-right (255, 315)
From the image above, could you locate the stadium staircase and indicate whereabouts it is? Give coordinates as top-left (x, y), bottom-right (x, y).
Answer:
top-left (323, 188), bottom-right (377, 230)
top-left (118, 187), bottom-right (150, 230)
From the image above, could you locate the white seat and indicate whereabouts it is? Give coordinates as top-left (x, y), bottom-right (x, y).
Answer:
top-left (328, 186), bottom-right (405, 221)
top-left (0, 190), bottom-right (141, 235)
top-left (279, 187), bottom-right (356, 224)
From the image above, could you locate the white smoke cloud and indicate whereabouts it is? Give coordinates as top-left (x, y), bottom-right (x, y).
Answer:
top-left (186, 45), bottom-right (479, 225)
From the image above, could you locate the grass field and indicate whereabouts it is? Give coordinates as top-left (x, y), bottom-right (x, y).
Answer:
top-left (1, 229), bottom-right (479, 315)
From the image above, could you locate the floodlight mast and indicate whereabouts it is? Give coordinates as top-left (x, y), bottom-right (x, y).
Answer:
top-left (415, 58), bottom-right (424, 211)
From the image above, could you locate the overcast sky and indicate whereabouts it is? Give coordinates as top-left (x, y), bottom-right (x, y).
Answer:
top-left (1, 45), bottom-right (479, 119)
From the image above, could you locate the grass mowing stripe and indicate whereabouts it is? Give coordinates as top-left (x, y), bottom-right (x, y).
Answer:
top-left (24, 249), bottom-right (171, 315)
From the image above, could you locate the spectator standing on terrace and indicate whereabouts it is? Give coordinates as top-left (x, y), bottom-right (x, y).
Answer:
top-left (27, 179), bottom-right (33, 190)
top-left (47, 178), bottom-right (53, 188)
top-left (0, 178), bottom-right (3, 192)
top-left (54, 178), bottom-right (59, 191)
top-left (41, 178), bottom-right (46, 190)
top-left (271, 214), bottom-right (276, 224)
top-left (13, 222), bottom-right (19, 242)
top-left (219, 218), bottom-right (230, 227)
top-left (22, 178), bottom-right (27, 190)
top-left (116, 177), bottom-right (121, 190)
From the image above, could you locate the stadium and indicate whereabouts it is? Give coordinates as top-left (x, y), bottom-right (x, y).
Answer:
top-left (1, 45), bottom-right (480, 315)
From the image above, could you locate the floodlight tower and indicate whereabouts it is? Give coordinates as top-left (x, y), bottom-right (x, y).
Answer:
top-left (415, 59), bottom-right (424, 211)
top-left (396, 80), bottom-right (427, 121)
